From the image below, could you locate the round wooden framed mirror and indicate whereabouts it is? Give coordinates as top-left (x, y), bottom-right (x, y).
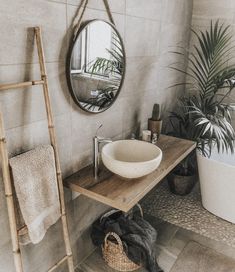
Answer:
top-left (66, 20), bottom-right (126, 113)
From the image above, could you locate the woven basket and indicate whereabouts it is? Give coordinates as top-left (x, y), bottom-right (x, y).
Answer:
top-left (102, 232), bottom-right (141, 271)
top-left (102, 204), bottom-right (143, 271)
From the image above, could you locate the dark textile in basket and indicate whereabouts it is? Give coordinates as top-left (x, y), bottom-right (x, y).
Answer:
top-left (91, 210), bottom-right (163, 272)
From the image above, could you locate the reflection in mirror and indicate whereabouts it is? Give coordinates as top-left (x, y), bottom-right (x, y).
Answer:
top-left (67, 20), bottom-right (125, 113)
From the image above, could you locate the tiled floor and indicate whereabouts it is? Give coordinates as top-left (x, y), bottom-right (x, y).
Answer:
top-left (76, 215), bottom-right (235, 272)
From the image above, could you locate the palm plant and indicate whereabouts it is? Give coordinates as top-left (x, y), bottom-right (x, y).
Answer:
top-left (88, 31), bottom-right (124, 79)
top-left (83, 31), bottom-right (124, 111)
top-left (170, 20), bottom-right (235, 157)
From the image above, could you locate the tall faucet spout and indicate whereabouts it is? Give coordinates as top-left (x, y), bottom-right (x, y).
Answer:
top-left (93, 136), bottom-right (112, 180)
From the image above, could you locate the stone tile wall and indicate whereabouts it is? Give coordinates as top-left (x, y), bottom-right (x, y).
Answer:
top-left (0, 0), bottom-right (193, 271)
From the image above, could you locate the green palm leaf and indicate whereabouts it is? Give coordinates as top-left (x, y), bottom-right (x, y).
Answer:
top-left (169, 21), bottom-right (235, 156)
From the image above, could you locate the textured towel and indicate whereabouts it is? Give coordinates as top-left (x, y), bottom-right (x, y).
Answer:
top-left (9, 145), bottom-right (60, 245)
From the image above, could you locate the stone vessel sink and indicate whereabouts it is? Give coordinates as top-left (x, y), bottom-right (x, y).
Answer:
top-left (101, 140), bottom-right (162, 179)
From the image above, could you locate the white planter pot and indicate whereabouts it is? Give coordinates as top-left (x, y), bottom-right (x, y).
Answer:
top-left (197, 150), bottom-right (235, 223)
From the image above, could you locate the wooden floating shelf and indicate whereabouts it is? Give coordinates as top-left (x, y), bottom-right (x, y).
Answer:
top-left (64, 135), bottom-right (196, 212)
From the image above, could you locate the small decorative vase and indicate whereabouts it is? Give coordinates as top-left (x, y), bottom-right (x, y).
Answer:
top-left (148, 119), bottom-right (162, 138)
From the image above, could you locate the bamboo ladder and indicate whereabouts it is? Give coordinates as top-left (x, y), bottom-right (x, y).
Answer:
top-left (0, 27), bottom-right (74, 272)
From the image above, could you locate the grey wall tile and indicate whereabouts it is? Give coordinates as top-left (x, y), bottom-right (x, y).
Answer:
top-left (0, 189), bottom-right (13, 251)
top-left (67, 5), bottom-right (126, 39)
top-left (125, 16), bottom-right (160, 57)
top-left (121, 56), bottom-right (160, 97)
top-left (126, 0), bottom-right (162, 21)
top-left (0, 243), bottom-right (15, 272)
top-left (0, 62), bottom-right (70, 130)
top-left (159, 24), bottom-right (190, 54)
top-left (162, 0), bottom-right (192, 26)
top-left (5, 119), bottom-right (50, 157)
top-left (193, 0), bottom-right (233, 21)
top-left (0, 0), bottom-right (66, 64)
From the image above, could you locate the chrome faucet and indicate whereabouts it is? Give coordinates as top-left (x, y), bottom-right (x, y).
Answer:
top-left (93, 125), bottom-right (112, 180)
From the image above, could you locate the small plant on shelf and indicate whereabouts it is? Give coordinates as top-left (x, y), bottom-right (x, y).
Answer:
top-left (148, 103), bottom-right (163, 138)
top-left (152, 104), bottom-right (161, 121)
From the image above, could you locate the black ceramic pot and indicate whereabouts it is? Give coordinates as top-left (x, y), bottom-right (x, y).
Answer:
top-left (167, 172), bottom-right (197, 196)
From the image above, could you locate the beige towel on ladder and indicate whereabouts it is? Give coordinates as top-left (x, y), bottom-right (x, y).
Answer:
top-left (9, 145), bottom-right (60, 245)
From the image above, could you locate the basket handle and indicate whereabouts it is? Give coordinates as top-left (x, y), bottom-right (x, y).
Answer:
top-left (100, 205), bottom-right (143, 223)
top-left (104, 232), bottom-right (124, 253)
top-left (100, 209), bottom-right (120, 223)
top-left (136, 203), bottom-right (144, 218)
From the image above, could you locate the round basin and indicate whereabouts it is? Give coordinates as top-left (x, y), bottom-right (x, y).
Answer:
top-left (101, 140), bottom-right (162, 179)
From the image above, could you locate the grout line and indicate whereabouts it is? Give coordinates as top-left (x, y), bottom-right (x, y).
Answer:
top-left (47, 0), bottom-right (67, 4)
top-left (0, 61), bottom-right (64, 67)
top-left (124, 14), bottom-right (162, 23)
top-left (4, 112), bottom-right (68, 132)
top-left (156, 244), bottom-right (178, 259)
top-left (124, 0), bottom-right (127, 47)
top-left (67, 3), bottom-right (163, 23)
top-left (76, 246), bottom-right (98, 268)
top-left (67, 2), bottom-right (125, 16)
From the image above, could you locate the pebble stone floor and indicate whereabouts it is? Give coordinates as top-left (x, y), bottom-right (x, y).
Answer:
top-left (141, 179), bottom-right (235, 248)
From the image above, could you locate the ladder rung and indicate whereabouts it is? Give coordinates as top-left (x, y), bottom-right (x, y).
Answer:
top-left (47, 255), bottom-right (68, 272)
top-left (0, 80), bottom-right (44, 91)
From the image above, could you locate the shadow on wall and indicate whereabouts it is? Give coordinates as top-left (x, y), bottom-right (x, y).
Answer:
top-left (17, 28), bottom-right (35, 157)
top-left (58, 1), bottom-right (85, 114)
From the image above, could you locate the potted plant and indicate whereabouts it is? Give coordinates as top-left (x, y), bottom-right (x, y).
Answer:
top-left (167, 97), bottom-right (197, 195)
top-left (148, 103), bottom-right (163, 140)
top-left (169, 21), bottom-right (235, 216)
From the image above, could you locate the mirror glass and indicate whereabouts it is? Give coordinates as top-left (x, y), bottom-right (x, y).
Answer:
top-left (67, 20), bottom-right (125, 113)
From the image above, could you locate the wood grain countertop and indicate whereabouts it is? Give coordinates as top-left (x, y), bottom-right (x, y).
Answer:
top-left (64, 135), bottom-right (196, 212)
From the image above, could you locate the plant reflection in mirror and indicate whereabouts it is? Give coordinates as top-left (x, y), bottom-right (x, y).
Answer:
top-left (170, 20), bottom-right (235, 157)
top-left (83, 31), bottom-right (124, 111)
